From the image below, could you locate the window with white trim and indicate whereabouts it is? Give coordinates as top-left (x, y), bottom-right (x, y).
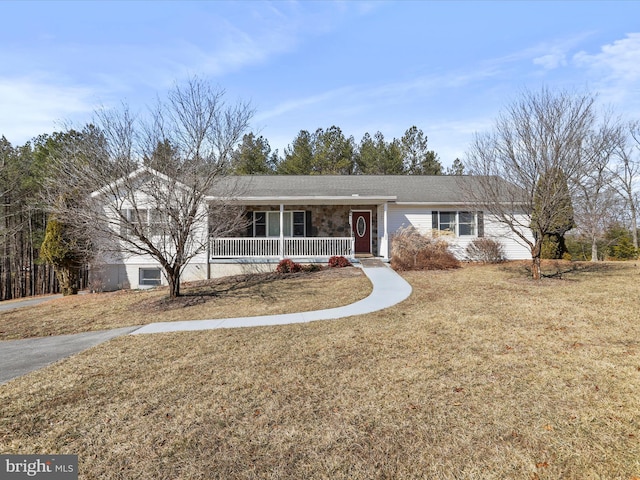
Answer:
top-left (120, 208), bottom-right (167, 237)
top-left (432, 211), bottom-right (481, 237)
top-left (253, 211), bottom-right (306, 237)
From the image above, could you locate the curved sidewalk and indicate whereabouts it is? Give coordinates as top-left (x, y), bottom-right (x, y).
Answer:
top-left (131, 261), bottom-right (412, 335)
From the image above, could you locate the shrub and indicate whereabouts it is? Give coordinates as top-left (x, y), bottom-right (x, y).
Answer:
top-left (276, 259), bottom-right (302, 274)
top-left (466, 238), bottom-right (505, 263)
top-left (609, 236), bottom-right (638, 260)
top-left (328, 256), bottom-right (351, 268)
top-left (391, 226), bottom-right (460, 271)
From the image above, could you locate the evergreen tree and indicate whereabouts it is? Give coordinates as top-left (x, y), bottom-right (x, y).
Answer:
top-left (231, 133), bottom-right (278, 174)
top-left (355, 131), bottom-right (404, 174)
top-left (278, 130), bottom-right (314, 174)
top-left (401, 126), bottom-right (442, 175)
top-left (446, 158), bottom-right (465, 175)
top-left (312, 126), bottom-right (355, 174)
top-left (532, 167), bottom-right (575, 259)
top-left (40, 216), bottom-right (86, 295)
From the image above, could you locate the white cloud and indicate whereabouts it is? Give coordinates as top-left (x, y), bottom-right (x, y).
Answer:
top-left (0, 77), bottom-right (96, 143)
top-left (572, 33), bottom-right (640, 107)
top-left (573, 33), bottom-right (640, 81)
top-left (533, 50), bottom-right (567, 70)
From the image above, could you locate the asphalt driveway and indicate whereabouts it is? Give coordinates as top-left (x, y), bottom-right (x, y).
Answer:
top-left (0, 327), bottom-right (139, 384)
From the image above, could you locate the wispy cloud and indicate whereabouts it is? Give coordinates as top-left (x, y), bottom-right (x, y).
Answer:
top-left (533, 50), bottom-right (568, 70)
top-left (0, 76), bottom-right (96, 143)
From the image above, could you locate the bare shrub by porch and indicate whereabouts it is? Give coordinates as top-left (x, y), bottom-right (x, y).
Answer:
top-left (391, 226), bottom-right (460, 271)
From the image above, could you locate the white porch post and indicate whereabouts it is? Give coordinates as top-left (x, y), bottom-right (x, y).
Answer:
top-left (279, 204), bottom-right (284, 259)
top-left (382, 202), bottom-right (389, 259)
top-left (349, 211), bottom-right (355, 257)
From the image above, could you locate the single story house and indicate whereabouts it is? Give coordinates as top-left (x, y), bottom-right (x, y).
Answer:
top-left (91, 172), bottom-right (533, 290)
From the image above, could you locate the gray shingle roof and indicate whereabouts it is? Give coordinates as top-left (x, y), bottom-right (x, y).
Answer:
top-left (213, 175), bottom-right (495, 204)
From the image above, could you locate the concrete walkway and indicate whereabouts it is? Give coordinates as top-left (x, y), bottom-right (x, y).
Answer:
top-left (0, 262), bottom-right (411, 383)
top-left (132, 260), bottom-right (412, 334)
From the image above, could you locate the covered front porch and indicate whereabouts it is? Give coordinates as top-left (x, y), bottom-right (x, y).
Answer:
top-left (208, 199), bottom-right (392, 262)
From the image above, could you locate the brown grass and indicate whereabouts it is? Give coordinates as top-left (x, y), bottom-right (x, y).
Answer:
top-left (1, 261), bottom-right (640, 478)
top-left (0, 267), bottom-right (370, 340)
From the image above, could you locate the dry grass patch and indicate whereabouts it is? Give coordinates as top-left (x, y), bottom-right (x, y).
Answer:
top-left (1, 262), bottom-right (639, 478)
top-left (0, 267), bottom-right (369, 340)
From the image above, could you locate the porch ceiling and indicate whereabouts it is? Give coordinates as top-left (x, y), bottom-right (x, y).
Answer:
top-left (218, 195), bottom-right (396, 206)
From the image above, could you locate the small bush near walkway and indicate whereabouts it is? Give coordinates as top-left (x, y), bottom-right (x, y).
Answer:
top-left (391, 226), bottom-right (460, 271)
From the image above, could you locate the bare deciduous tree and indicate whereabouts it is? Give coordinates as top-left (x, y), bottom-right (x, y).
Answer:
top-left (572, 143), bottom-right (620, 261)
top-left (464, 88), bottom-right (619, 279)
top-left (610, 120), bottom-right (640, 250)
top-left (46, 78), bottom-right (253, 298)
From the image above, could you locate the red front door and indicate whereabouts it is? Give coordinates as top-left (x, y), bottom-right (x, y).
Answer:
top-left (352, 211), bottom-right (371, 254)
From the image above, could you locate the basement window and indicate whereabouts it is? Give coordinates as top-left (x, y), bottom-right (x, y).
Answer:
top-left (139, 268), bottom-right (162, 286)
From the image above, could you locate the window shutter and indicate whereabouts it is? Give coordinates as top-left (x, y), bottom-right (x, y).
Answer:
top-left (305, 210), bottom-right (312, 237)
top-left (246, 211), bottom-right (254, 237)
top-left (477, 211), bottom-right (484, 237)
top-left (432, 211), bottom-right (438, 230)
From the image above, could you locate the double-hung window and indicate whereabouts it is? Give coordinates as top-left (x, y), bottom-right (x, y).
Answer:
top-left (120, 208), bottom-right (166, 237)
top-left (253, 211), bottom-right (306, 237)
top-left (458, 212), bottom-right (476, 236)
top-left (120, 208), bottom-right (149, 236)
top-left (432, 211), bottom-right (481, 237)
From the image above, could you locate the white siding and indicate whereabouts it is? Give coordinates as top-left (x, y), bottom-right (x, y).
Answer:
top-left (387, 206), bottom-right (433, 235)
top-left (387, 205), bottom-right (532, 261)
top-left (92, 184), bottom-right (211, 290)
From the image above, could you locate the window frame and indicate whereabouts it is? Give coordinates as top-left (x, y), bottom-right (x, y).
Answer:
top-left (139, 267), bottom-right (162, 286)
top-left (432, 211), bottom-right (478, 237)
top-left (253, 210), bottom-right (306, 238)
top-left (120, 208), bottom-right (167, 237)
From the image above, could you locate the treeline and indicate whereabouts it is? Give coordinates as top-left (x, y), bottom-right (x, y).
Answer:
top-left (0, 136), bottom-right (58, 300)
top-left (0, 129), bottom-right (110, 300)
top-left (231, 126), bottom-right (464, 175)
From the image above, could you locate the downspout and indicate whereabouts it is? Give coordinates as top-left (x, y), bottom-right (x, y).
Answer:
top-left (383, 202), bottom-right (389, 259)
top-left (206, 230), bottom-right (211, 280)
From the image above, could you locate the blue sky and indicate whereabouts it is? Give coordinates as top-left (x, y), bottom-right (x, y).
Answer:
top-left (1, 1), bottom-right (639, 167)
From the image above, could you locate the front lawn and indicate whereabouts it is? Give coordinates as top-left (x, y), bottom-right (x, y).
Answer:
top-left (0, 267), bottom-right (369, 340)
top-left (1, 262), bottom-right (639, 478)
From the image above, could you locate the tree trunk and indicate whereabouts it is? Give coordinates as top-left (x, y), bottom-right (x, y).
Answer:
top-left (531, 239), bottom-right (542, 280)
top-left (167, 268), bottom-right (181, 298)
top-left (56, 265), bottom-right (79, 296)
top-left (631, 202), bottom-right (638, 252)
top-left (591, 237), bottom-right (599, 262)
top-left (531, 256), bottom-right (541, 280)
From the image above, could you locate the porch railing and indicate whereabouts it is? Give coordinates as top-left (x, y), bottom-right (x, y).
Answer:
top-left (210, 237), bottom-right (353, 260)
